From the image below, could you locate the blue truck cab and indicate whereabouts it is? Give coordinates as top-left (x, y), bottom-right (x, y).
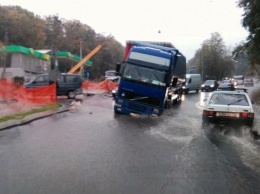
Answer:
top-left (114, 41), bottom-right (186, 116)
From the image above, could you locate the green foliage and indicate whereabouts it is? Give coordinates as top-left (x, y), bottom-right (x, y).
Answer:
top-left (238, 0), bottom-right (260, 65)
top-left (0, 6), bottom-right (46, 48)
top-left (0, 5), bottom-right (125, 79)
top-left (188, 32), bottom-right (234, 80)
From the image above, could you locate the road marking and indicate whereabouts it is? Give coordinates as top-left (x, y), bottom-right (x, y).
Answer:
top-left (196, 101), bottom-right (204, 110)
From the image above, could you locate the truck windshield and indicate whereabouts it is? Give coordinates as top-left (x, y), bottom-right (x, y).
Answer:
top-left (122, 63), bottom-right (166, 86)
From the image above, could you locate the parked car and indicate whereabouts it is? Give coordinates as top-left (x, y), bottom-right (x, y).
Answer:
top-left (24, 73), bottom-right (82, 99)
top-left (202, 90), bottom-right (254, 126)
top-left (217, 83), bottom-right (235, 91)
top-left (244, 78), bottom-right (254, 87)
top-left (201, 80), bottom-right (219, 92)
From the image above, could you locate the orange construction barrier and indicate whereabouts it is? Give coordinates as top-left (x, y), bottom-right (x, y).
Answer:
top-left (82, 79), bottom-right (118, 94)
top-left (0, 79), bottom-right (56, 110)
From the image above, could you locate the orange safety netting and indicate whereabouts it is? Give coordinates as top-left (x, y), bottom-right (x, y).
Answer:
top-left (0, 79), bottom-right (56, 109)
top-left (0, 79), bottom-right (118, 111)
top-left (82, 79), bottom-right (118, 93)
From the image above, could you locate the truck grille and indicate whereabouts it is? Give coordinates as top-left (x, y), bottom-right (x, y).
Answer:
top-left (120, 89), bottom-right (161, 107)
top-left (129, 103), bottom-right (147, 112)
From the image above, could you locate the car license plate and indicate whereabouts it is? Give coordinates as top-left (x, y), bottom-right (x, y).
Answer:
top-left (216, 112), bottom-right (239, 117)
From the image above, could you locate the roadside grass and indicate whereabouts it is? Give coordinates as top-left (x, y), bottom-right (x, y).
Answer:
top-left (0, 104), bottom-right (60, 123)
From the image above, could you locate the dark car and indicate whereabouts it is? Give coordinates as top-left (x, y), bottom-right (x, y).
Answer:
top-left (201, 80), bottom-right (219, 92)
top-left (244, 78), bottom-right (254, 87)
top-left (25, 73), bottom-right (82, 99)
top-left (217, 82), bottom-right (235, 91)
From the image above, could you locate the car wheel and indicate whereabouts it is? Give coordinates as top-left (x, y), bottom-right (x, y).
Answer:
top-left (67, 91), bottom-right (76, 99)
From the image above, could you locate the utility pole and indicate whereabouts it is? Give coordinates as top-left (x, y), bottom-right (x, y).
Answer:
top-left (79, 39), bottom-right (84, 78)
top-left (51, 46), bottom-right (58, 70)
top-left (1, 29), bottom-right (8, 79)
top-left (201, 45), bottom-right (204, 81)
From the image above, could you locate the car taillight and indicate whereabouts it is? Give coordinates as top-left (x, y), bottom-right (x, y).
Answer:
top-left (203, 110), bottom-right (215, 116)
top-left (240, 112), bottom-right (254, 118)
top-left (241, 112), bottom-right (247, 117)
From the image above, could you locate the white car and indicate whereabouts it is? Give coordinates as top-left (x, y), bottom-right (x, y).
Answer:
top-left (202, 89), bottom-right (254, 126)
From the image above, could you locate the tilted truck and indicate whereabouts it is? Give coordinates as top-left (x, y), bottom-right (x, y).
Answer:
top-left (114, 40), bottom-right (186, 116)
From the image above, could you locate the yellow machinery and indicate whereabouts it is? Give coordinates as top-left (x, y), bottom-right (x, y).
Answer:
top-left (68, 44), bottom-right (103, 74)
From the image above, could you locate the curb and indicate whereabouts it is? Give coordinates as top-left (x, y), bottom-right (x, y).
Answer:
top-left (0, 106), bottom-right (69, 131)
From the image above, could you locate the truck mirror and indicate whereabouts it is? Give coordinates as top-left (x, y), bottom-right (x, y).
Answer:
top-left (116, 63), bottom-right (121, 74)
top-left (172, 77), bottom-right (178, 87)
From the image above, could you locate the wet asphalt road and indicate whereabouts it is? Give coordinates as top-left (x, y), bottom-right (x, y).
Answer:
top-left (0, 90), bottom-right (260, 194)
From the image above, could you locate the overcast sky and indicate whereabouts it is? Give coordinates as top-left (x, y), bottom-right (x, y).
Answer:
top-left (0, 0), bottom-right (248, 60)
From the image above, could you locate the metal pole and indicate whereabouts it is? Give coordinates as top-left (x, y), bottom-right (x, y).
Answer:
top-left (201, 46), bottom-right (204, 81)
top-left (79, 39), bottom-right (84, 78)
top-left (1, 29), bottom-right (8, 79)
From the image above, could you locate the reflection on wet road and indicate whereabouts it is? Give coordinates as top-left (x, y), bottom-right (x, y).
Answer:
top-left (0, 92), bottom-right (259, 194)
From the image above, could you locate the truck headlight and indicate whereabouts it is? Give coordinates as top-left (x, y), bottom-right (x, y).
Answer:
top-left (112, 90), bottom-right (117, 95)
top-left (153, 109), bottom-right (159, 114)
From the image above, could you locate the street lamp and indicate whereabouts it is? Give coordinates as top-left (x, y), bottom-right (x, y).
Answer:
top-left (201, 45), bottom-right (204, 81)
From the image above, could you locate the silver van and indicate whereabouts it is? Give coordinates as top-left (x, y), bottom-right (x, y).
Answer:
top-left (25, 73), bottom-right (82, 99)
top-left (183, 74), bottom-right (202, 94)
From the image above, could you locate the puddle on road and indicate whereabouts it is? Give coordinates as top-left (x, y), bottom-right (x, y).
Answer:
top-left (148, 112), bottom-right (202, 144)
top-left (204, 123), bottom-right (260, 173)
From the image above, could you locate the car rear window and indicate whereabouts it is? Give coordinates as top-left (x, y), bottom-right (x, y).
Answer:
top-left (210, 93), bottom-right (249, 106)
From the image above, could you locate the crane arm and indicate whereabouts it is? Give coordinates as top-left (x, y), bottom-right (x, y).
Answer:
top-left (68, 44), bottom-right (103, 74)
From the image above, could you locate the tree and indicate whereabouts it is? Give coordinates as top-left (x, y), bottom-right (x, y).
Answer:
top-left (0, 5), bottom-right (125, 79)
top-left (238, 0), bottom-right (260, 65)
top-left (188, 32), bottom-right (234, 80)
top-left (0, 6), bottom-right (46, 48)
top-left (44, 15), bottom-right (64, 49)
